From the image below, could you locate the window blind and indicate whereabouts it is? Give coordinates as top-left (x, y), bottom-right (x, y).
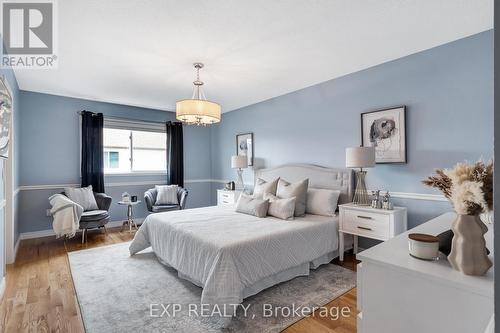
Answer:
top-left (103, 117), bottom-right (165, 133)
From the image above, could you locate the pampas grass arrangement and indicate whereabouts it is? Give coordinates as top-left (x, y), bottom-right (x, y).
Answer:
top-left (424, 161), bottom-right (493, 276)
top-left (423, 161), bottom-right (493, 216)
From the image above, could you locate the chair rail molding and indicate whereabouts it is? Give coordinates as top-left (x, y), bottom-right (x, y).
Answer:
top-left (17, 179), bottom-right (216, 191)
top-left (367, 190), bottom-right (447, 202)
top-left (16, 180), bottom-right (447, 202)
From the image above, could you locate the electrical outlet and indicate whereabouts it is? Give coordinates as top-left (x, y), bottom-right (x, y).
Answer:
top-left (46, 209), bottom-right (51, 216)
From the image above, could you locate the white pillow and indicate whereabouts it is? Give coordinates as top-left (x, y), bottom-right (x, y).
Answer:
top-left (155, 185), bottom-right (179, 205)
top-left (253, 177), bottom-right (279, 199)
top-left (235, 194), bottom-right (269, 218)
top-left (64, 185), bottom-right (98, 211)
top-left (276, 178), bottom-right (309, 216)
top-left (306, 189), bottom-right (341, 216)
top-left (263, 193), bottom-right (296, 220)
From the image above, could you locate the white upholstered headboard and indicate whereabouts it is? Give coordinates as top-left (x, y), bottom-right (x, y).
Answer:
top-left (254, 164), bottom-right (353, 204)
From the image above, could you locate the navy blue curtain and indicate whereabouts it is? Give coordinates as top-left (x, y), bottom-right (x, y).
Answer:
top-left (81, 111), bottom-right (105, 193)
top-left (166, 121), bottom-right (184, 187)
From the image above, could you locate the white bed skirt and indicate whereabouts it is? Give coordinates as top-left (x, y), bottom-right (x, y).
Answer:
top-left (158, 249), bottom-right (340, 302)
top-left (241, 250), bottom-right (339, 299)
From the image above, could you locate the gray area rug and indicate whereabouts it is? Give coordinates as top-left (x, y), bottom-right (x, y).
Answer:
top-left (68, 242), bottom-right (356, 333)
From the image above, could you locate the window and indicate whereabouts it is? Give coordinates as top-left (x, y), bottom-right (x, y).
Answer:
top-left (104, 151), bottom-right (120, 169)
top-left (103, 119), bottom-right (167, 174)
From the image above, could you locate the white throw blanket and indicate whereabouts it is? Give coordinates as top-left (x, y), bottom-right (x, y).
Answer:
top-left (49, 194), bottom-right (83, 238)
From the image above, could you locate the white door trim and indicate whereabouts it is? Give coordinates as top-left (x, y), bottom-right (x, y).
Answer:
top-left (4, 159), bottom-right (14, 264)
top-left (2, 75), bottom-right (16, 265)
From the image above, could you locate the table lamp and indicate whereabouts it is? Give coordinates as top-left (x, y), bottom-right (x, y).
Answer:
top-left (346, 147), bottom-right (375, 205)
top-left (231, 155), bottom-right (248, 191)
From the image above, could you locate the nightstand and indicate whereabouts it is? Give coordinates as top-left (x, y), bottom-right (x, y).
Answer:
top-left (338, 203), bottom-right (407, 261)
top-left (217, 189), bottom-right (242, 206)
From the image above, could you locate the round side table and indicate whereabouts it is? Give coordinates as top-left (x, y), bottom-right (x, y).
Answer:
top-left (118, 200), bottom-right (141, 232)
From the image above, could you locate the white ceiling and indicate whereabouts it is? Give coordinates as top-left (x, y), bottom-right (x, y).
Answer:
top-left (14, 0), bottom-right (493, 112)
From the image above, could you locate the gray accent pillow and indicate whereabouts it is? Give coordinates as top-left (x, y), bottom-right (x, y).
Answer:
top-left (64, 185), bottom-right (98, 211)
top-left (235, 194), bottom-right (269, 218)
top-left (276, 178), bottom-right (309, 216)
top-left (263, 193), bottom-right (296, 220)
top-left (155, 185), bottom-right (179, 205)
top-left (252, 177), bottom-right (279, 199)
top-left (306, 189), bottom-right (341, 216)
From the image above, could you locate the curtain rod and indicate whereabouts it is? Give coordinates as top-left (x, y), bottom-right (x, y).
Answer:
top-left (77, 111), bottom-right (168, 125)
top-left (77, 110), bottom-right (99, 116)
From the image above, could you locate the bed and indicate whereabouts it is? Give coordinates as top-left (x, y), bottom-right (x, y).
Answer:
top-left (129, 164), bottom-right (353, 313)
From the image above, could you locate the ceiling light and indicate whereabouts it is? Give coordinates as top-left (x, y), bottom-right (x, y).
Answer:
top-left (176, 63), bottom-right (221, 126)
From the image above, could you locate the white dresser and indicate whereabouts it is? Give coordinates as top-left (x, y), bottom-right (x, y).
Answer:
top-left (338, 203), bottom-right (407, 261)
top-left (356, 212), bottom-right (494, 333)
top-left (216, 189), bottom-right (242, 206)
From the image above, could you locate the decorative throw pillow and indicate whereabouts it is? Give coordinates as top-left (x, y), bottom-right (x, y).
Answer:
top-left (252, 177), bottom-right (279, 199)
top-left (263, 193), bottom-right (296, 220)
top-left (64, 185), bottom-right (98, 211)
top-left (155, 185), bottom-right (179, 205)
top-left (235, 194), bottom-right (269, 218)
top-left (276, 178), bottom-right (309, 216)
top-left (306, 189), bottom-right (341, 216)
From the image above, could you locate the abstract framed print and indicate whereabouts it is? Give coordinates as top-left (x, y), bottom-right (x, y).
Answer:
top-left (361, 106), bottom-right (406, 164)
top-left (236, 132), bottom-right (253, 166)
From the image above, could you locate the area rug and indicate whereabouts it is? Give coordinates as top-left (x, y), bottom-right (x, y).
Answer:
top-left (68, 242), bottom-right (356, 333)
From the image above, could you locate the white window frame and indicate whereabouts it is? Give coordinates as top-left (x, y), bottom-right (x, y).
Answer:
top-left (103, 117), bottom-right (167, 176)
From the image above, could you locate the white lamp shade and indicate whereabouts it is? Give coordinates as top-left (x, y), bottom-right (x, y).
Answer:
top-left (231, 155), bottom-right (248, 169)
top-left (176, 99), bottom-right (221, 125)
top-left (346, 147), bottom-right (376, 168)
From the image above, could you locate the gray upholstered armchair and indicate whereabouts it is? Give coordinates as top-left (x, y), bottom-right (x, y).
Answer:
top-left (61, 191), bottom-right (112, 243)
top-left (144, 186), bottom-right (188, 213)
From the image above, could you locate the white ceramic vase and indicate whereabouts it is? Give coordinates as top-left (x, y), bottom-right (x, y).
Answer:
top-left (448, 214), bottom-right (492, 276)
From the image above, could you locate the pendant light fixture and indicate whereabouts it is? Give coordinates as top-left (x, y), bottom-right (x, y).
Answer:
top-left (176, 63), bottom-right (221, 125)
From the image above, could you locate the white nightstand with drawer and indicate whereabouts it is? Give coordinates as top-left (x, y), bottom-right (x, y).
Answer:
top-left (217, 189), bottom-right (242, 206)
top-left (338, 203), bottom-right (407, 261)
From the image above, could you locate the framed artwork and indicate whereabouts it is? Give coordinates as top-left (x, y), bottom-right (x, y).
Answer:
top-left (361, 106), bottom-right (406, 164)
top-left (0, 77), bottom-right (12, 159)
top-left (236, 132), bottom-right (253, 166)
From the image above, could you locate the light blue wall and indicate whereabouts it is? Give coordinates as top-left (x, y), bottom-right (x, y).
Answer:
top-left (0, 62), bottom-right (20, 276)
top-left (210, 31), bottom-right (493, 233)
top-left (19, 91), bottom-right (211, 185)
top-left (16, 30), bottom-right (493, 241)
top-left (18, 92), bottom-right (212, 233)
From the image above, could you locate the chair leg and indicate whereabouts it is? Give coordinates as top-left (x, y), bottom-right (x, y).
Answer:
top-left (103, 225), bottom-right (108, 235)
top-left (81, 229), bottom-right (86, 244)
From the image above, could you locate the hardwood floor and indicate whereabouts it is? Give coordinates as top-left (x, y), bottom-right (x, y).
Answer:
top-left (283, 257), bottom-right (359, 333)
top-left (0, 227), bottom-right (359, 333)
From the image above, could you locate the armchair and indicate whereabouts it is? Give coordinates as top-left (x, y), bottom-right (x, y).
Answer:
top-left (61, 191), bottom-right (112, 243)
top-left (144, 186), bottom-right (188, 213)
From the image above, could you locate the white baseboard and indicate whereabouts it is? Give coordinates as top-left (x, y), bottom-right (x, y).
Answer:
top-left (9, 237), bottom-right (20, 264)
top-left (0, 277), bottom-right (5, 302)
top-left (19, 229), bottom-right (56, 240)
top-left (19, 218), bottom-right (145, 240)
